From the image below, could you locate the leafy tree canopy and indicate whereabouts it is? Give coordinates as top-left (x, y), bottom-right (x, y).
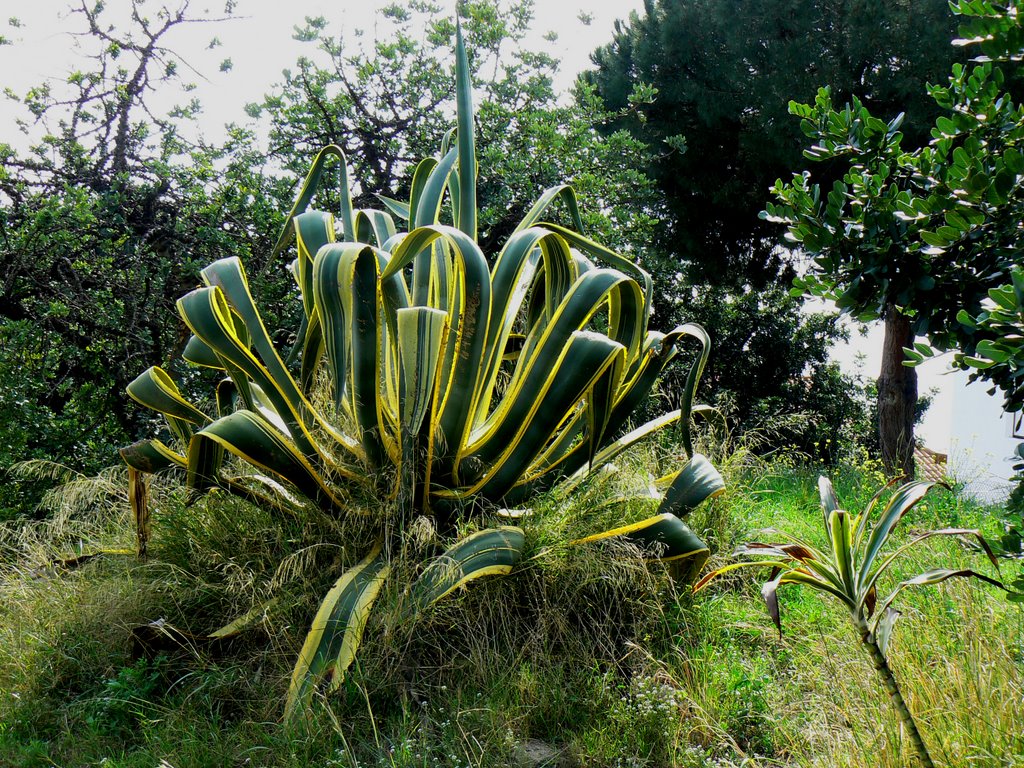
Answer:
top-left (764, 0), bottom-right (1024, 477)
top-left (583, 0), bottom-right (971, 289)
top-left (246, 0), bottom-right (659, 258)
top-left (0, 2), bottom-right (287, 515)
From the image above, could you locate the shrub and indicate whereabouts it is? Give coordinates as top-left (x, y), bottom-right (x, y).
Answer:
top-left (121, 24), bottom-right (724, 718)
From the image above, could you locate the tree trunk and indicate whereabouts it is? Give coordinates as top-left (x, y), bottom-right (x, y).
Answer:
top-left (878, 304), bottom-right (917, 481)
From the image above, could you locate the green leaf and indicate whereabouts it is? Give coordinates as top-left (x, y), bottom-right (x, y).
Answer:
top-left (396, 306), bottom-right (447, 434)
top-left (874, 606), bottom-right (900, 657)
top-left (273, 145), bottom-right (355, 259)
top-left (377, 195), bottom-right (410, 222)
top-left (573, 512), bottom-right (710, 582)
top-left (119, 439), bottom-right (186, 473)
top-left (454, 19), bottom-right (476, 239)
top-left (127, 366), bottom-right (211, 427)
top-left (405, 527), bottom-right (525, 611)
top-left (920, 230), bottom-right (949, 247)
top-left (657, 453), bottom-right (725, 517)
top-left (859, 482), bottom-right (934, 581)
top-left (285, 544), bottom-right (390, 719)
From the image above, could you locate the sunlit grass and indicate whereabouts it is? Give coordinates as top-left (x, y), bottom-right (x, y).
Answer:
top-left (0, 450), bottom-right (1019, 767)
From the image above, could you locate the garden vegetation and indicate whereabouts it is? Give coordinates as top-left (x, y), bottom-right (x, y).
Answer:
top-left (0, 1), bottom-right (1021, 767)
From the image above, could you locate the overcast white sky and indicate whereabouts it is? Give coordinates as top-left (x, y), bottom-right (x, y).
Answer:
top-left (0, 0), bottom-right (961, 450)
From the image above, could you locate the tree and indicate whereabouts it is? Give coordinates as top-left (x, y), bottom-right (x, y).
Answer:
top-left (247, 1), bottom-right (659, 258)
top-left (663, 282), bottom-right (859, 460)
top-left (583, 0), bottom-right (968, 289)
top-left (576, 0), bottom-right (975, 453)
top-left (0, 2), bottom-right (286, 515)
top-left (764, 1), bottom-right (1024, 479)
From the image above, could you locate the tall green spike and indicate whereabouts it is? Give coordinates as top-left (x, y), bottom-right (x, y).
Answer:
top-left (455, 17), bottom-right (477, 240)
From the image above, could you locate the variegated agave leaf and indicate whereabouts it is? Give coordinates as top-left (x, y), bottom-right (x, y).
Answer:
top-left (121, 20), bottom-right (724, 720)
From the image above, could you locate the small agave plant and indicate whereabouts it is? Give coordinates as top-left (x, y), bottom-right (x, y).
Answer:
top-left (695, 476), bottom-right (1005, 768)
top-left (121, 24), bottom-right (724, 718)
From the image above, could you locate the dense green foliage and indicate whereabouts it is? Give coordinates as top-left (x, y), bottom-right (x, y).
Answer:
top-left (578, 0), bottom-right (980, 451)
top-left (0, 4), bottom-right (297, 517)
top-left (248, 2), bottom-right (658, 259)
top-left (673, 283), bottom-right (860, 461)
top-left (765, 1), bottom-right (1024, 476)
top-left (584, 0), bottom-right (967, 287)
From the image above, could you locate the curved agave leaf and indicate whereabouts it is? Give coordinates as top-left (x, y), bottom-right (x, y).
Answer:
top-left (377, 194), bottom-right (410, 222)
top-left (293, 210), bottom-right (336, 319)
top-left (178, 275), bottom-right (363, 465)
top-left (298, 308), bottom-right (325, 391)
top-left (657, 454), bottom-right (725, 517)
top-left (183, 334), bottom-right (225, 370)
top-left (573, 512), bottom-right (710, 581)
top-left (674, 323), bottom-right (710, 459)
top-left (186, 427), bottom-right (225, 496)
top-left (536, 222), bottom-right (653, 324)
top-left (127, 367), bottom-right (211, 428)
top-left (120, 439), bottom-right (186, 473)
top-left (396, 307), bottom-right (447, 434)
top-left (382, 228), bottom-right (491, 448)
top-left (692, 559), bottom-right (795, 594)
top-left (511, 184), bottom-right (585, 236)
top-left (354, 209), bottom-right (397, 247)
top-left (467, 268), bottom-right (641, 448)
top-left (189, 410), bottom-right (353, 507)
top-left (461, 332), bottom-right (626, 498)
top-left (404, 526), bottom-right (525, 614)
top-left (588, 411), bottom-right (682, 475)
top-left (507, 323), bottom-right (713, 503)
top-left (312, 243), bottom-right (386, 462)
top-left (415, 148), bottom-right (459, 234)
top-left (272, 144), bottom-right (355, 259)
top-left (208, 597), bottom-right (281, 640)
top-left (285, 544), bottom-right (390, 720)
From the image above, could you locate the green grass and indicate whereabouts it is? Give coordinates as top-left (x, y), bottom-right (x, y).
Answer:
top-left (0, 450), bottom-right (1020, 767)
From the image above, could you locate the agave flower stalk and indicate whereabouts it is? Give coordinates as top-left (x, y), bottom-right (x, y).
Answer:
top-left (694, 477), bottom-right (1005, 767)
top-left (121, 22), bottom-right (725, 718)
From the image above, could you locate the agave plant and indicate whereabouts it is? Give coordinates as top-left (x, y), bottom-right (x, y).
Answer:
top-left (121, 24), bottom-right (724, 718)
top-left (694, 476), bottom-right (1005, 767)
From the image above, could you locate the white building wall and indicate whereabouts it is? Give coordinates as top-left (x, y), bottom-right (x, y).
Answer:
top-left (946, 368), bottom-right (1018, 503)
top-left (829, 315), bottom-right (1017, 503)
